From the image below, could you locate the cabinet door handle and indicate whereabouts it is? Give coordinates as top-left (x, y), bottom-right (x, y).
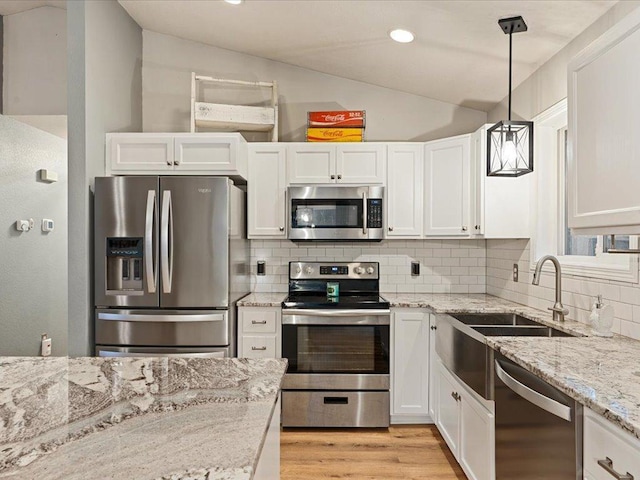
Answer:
top-left (430, 325), bottom-right (437, 330)
top-left (251, 320), bottom-right (267, 325)
top-left (330, 175), bottom-right (336, 180)
top-left (337, 174), bottom-right (342, 180)
top-left (451, 391), bottom-right (460, 402)
top-left (251, 346), bottom-right (267, 351)
top-left (388, 226), bottom-right (394, 232)
top-left (279, 227), bottom-right (284, 232)
top-left (598, 458), bottom-right (634, 480)
top-left (475, 225), bottom-right (480, 230)
top-left (461, 226), bottom-right (468, 232)
top-left (166, 160), bottom-right (172, 166)
top-left (174, 159), bottom-right (180, 166)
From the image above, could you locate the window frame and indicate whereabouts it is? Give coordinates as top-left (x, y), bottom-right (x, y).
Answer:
top-left (530, 99), bottom-right (639, 284)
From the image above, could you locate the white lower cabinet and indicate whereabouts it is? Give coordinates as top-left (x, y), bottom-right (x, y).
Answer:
top-left (584, 408), bottom-right (640, 480)
top-left (435, 358), bottom-right (495, 480)
top-left (391, 310), bottom-right (430, 423)
top-left (237, 307), bottom-right (281, 358)
top-left (254, 396), bottom-right (281, 480)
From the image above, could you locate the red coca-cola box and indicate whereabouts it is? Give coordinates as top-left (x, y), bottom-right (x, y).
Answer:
top-left (308, 110), bottom-right (366, 128)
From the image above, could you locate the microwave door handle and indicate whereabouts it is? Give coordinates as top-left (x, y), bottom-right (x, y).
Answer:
top-left (161, 190), bottom-right (174, 293)
top-left (362, 191), bottom-right (368, 236)
top-left (144, 190), bottom-right (157, 293)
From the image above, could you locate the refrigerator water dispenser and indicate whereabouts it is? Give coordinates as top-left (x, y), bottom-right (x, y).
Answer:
top-left (106, 237), bottom-right (144, 294)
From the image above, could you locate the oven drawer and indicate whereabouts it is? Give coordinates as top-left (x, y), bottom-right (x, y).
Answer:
top-left (282, 390), bottom-right (389, 427)
top-left (241, 310), bottom-right (278, 333)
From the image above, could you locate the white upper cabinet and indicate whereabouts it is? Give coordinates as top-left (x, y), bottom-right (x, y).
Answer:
top-left (248, 144), bottom-right (287, 238)
top-left (471, 125), bottom-right (531, 239)
top-left (107, 134), bottom-right (174, 173)
top-left (287, 143), bottom-right (385, 184)
top-left (386, 144), bottom-right (424, 238)
top-left (424, 135), bottom-right (471, 236)
top-left (336, 143), bottom-right (386, 184)
top-left (568, 8), bottom-right (640, 234)
top-left (107, 132), bottom-right (248, 179)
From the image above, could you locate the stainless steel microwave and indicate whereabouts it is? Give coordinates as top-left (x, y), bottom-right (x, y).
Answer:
top-left (287, 185), bottom-right (384, 241)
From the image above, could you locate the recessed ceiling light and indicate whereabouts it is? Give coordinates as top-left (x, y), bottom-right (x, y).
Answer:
top-left (224, 0), bottom-right (243, 5)
top-left (389, 29), bottom-right (415, 43)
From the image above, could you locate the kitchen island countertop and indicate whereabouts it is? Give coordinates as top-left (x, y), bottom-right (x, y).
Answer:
top-left (0, 357), bottom-right (287, 480)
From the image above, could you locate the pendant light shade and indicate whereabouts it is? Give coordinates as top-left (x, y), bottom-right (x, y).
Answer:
top-left (487, 16), bottom-right (534, 177)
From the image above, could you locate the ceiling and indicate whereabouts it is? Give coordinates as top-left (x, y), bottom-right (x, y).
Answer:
top-left (0, 0), bottom-right (65, 15)
top-left (119, 0), bottom-right (616, 112)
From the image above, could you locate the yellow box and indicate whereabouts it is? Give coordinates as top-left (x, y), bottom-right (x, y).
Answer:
top-left (306, 128), bottom-right (364, 142)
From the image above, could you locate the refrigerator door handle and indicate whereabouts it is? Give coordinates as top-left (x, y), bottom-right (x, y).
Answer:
top-left (97, 312), bottom-right (226, 322)
top-left (144, 190), bottom-right (157, 293)
top-left (161, 190), bottom-right (174, 293)
top-left (97, 350), bottom-right (226, 358)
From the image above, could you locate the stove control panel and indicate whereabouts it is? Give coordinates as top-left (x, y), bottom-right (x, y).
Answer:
top-left (290, 262), bottom-right (379, 280)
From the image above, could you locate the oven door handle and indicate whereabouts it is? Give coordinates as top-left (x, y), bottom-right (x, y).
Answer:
top-left (282, 309), bottom-right (390, 317)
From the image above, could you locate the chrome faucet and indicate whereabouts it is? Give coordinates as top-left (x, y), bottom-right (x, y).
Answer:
top-left (532, 255), bottom-right (569, 322)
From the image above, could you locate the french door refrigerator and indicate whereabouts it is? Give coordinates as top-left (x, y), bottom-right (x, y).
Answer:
top-left (94, 176), bottom-right (249, 357)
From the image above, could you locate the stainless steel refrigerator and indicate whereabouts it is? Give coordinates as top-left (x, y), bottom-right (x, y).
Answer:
top-left (94, 176), bottom-right (249, 358)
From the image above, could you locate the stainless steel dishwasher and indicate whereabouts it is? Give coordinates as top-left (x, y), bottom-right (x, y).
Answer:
top-left (494, 352), bottom-right (583, 479)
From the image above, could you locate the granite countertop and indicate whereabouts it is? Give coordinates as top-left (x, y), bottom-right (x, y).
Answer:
top-left (237, 293), bottom-right (286, 307)
top-left (0, 357), bottom-right (287, 480)
top-left (488, 335), bottom-right (640, 440)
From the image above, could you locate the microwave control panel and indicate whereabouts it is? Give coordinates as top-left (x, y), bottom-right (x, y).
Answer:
top-left (367, 199), bottom-right (383, 228)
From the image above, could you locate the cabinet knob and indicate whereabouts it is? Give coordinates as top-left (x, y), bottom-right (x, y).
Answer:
top-left (475, 225), bottom-right (480, 230)
top-left (166, 160), bottom-right (172, 166)
top-left (388, 227), bottom-right (394, 232)
top-left (430, 325), bottom-right (437, 330)
top-left (279, 227), bottom-right (284, 232)
top-left (337, 174), bottom-right (342, 180)
top-left (462, 226), bottom-right (468, 232)
top-left (451, 391), bottom-right (460, 402)
top-left (330, 175), bottom-right (336, 180)
top-left (174, 159), bottom-right (180, 166)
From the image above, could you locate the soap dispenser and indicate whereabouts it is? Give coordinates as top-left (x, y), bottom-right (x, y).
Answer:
top-left (592, 294), bottom-right (614, 337)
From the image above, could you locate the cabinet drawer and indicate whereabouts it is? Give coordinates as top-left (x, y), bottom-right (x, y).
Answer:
top-left (241, 336), bottom-right (277, 358)
top-left (241, 310), bottom-right (278, 333)
top-left (584, 409), bottom-right (640, 480)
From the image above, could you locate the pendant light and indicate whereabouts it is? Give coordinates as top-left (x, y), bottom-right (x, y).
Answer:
top-left (487, 16), bottom-right (533, 177)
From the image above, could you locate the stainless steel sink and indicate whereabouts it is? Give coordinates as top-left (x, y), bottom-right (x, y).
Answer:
top-left (472, 325), bottom-right (575, 337)
top-left (452, 313), bottom-right (539, 326)
top-left (435, 313), bottom-right (580, 400)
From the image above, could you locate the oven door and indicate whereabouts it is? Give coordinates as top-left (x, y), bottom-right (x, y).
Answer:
top-left (287, 186), bottom-right (383, 241)
top-left (281, 309), bottom-right (390, 390)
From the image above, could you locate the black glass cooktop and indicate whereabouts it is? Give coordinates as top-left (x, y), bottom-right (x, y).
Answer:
top-left (282, 294), bottom-right (389, 309)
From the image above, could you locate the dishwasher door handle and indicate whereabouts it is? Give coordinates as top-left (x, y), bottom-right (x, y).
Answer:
top-left (495, 360), bottom-right (572, 422)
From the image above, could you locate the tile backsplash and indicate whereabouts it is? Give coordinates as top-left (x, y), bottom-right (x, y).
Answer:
top-left (249, 239), bottom-right (487, 294)
top-left (487, 239), bottom-right (640, 341)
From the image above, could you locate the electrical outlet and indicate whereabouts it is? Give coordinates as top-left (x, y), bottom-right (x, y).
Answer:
top-left (257, 261), bottom-right (266, 276)
top-left (513, 263), bottom-right (519, 282)
top-left (411, 261), bottom-right (420, 276)
top-left (41, 334), bottom-right (52, 357)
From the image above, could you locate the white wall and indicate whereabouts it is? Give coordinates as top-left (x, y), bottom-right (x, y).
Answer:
top-left (0, 115), bottom-right (68, 355)
top-left (142, 31), bottom-right (487, 141)
top-left (67, 0), bottom-right (142, 356)
top-left (250, 239), bottom-right (486, 294)
top-left (3, 6), bottom-right (67, 115)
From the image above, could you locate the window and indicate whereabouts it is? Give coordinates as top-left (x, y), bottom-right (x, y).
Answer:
top-left (532, 100), bottom-right (639, 283)
top-left (558, 127), bottom-right (633, 258)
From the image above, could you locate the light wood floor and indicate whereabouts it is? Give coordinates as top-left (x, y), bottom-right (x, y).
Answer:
top-left (281, 425), bottom-right (466, 480)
